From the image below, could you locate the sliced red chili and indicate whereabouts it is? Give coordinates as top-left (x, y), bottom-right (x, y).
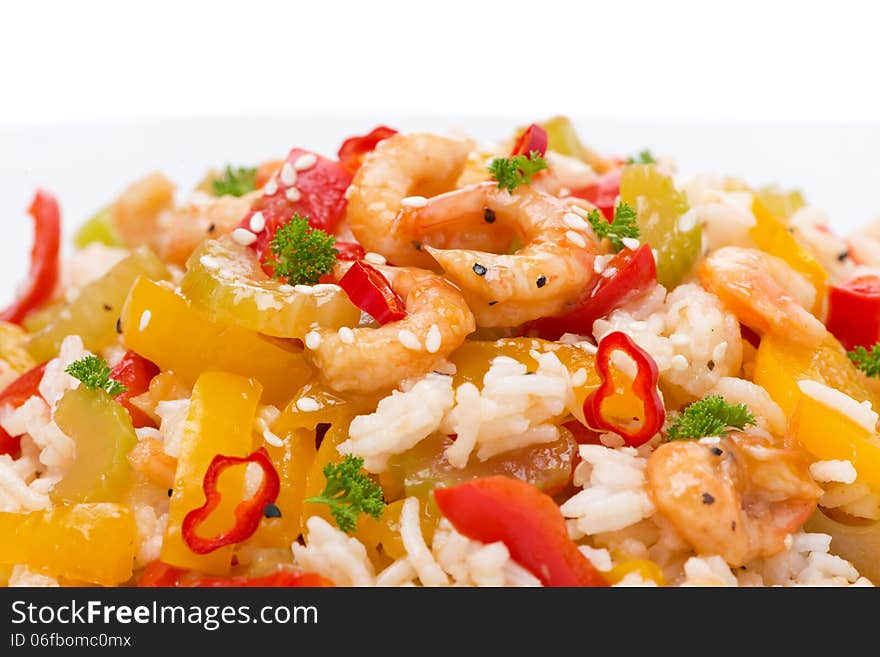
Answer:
top-left (338, 260), bottom-right (406, 325)
top-left (137, 561), bottom-right (332, 587)
top-left (1, 190), bottom-right (61, 325)
top-left (583, 331), bottom-right (665, 447)
top-left (525, 245), bottom-right (656, 340)
top-left (826, 274), bottom-right (880, 351)
top-left (181, 447), bottom-right (280, 555)
top-left (109, 351), bottom-right (159, 429)
top-left (337, 126), bottom-right (398, 175)
top-left (0, 362), bottom-right (47, 457)
top-left (511, 124), bottom-right (549, 158)
top-left (334, 241), bottom-right (367, 262)
top-left (570, 169), bottom-right (621, 222)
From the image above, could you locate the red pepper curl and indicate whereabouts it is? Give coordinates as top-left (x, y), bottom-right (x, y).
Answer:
top-left (338, 260), bottom-right (406, 325)
top-left (0, 362), bottom-right (47, 457)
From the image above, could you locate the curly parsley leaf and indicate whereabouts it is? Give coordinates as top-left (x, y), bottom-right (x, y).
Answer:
top-left (488, 151), bottom-right (548, 192)
top-left (848, 344), bottom-right (880, 378)
top-left (666, 395), bottom-right (756, 441)
top-left (626, 149), bottom-right (658, 165)
top-left (305, 455), bottom-right (385, 533)
top-left (212, 165), bottom-right (257, 197)
top-left (587, 202), bottom-right (641, 252)
top-left (266, 215), bottom-right (338, 285)
top-left (65, 355), bottom-right (126, 396)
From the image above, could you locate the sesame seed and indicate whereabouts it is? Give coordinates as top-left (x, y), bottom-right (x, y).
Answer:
top-left (569, 205), bottom-right (589, 218)
top-left (558, 187), bottom-right (571, 197)
top-left (138, 310), bottom-right (151, 332)
top-left (304, 331), bottom-right (322, 349)
top-left (699, 436), bottom-right (722, 445)
top-left (566, 230), bottom-right (587, 248)
top-left (601, 266), bottom-right (618, 278)
top-left (293, 284), bottom-right (315, 295)
top-left (263, 428), bottom-right (284, 448)
top-left (231, 228), bottom-right (258, 246)
top-left (249, 211), bottom-right (266, 233)
top-left (483, 208), bottom-right (496, 223)
top-left (285, 187), bottom-right (302, 202)
top-left (593, 254), bottom-right (613, 274)
top-left (401, 195), bottom-right (428, 208)
top-left (670, 333), bottom-right (690, 347)
top-left (571, 368), bottom-right (588, 387)
top-left (678, 210), bottom-right (697, 233)
top-left (712, 341), bottom-right (728, 363)
top-left (280, 162), bottom-right (297, 186)
top-left (313, 283), bottom-right (341, 293)
top-left (563, 212), bottom-right (590, 231)
top-left (263, 503), bottom-right (282, 518)
top-left (579, 342), bottom-right (598, 355)
top-left (263, 178), bottom-right (278, 195)
top-left (294, 153), bottom-right (318, 171)
top-left (651, 248), bottom-right (659, 262)
top-left (338, 326), bottom-right (355, 344)
top-left (670, 354), bottom-right (689, 371)
top-left (364, 252), bottom-right (387, 265)
top-left (278, 284), bottom-right (296, 293)
top-left (398, 329), bottom-right (421, 350)
top-left (621, 237), bottom-right (640, 250)
top-left (426, 324), bottom-right (442, 353)
top-left (536, 276), bottom-right (547, 288)
top-left (473, 263), bottom-right (487, 276)
top-left (296, 397), bottom-right (321, 412)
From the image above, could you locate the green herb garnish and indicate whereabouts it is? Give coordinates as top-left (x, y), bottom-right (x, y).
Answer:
top-left (65, 355), bottom-right (126, 396)
top-left (212, 165), bottom-right (257, 197)
top-left (305, 455), bottom-right (385, 533)
top-left (488, 151), bottom-right (548, 192)
top-left (587, 202), bottom-right (641, 252)
top-left (666, 395), bottom-right (756, 440)
top-left (266, 215), bottom-right (338, 285)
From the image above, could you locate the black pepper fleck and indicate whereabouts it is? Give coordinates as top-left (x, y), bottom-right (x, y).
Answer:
top-left (103, 303), bottom-right (112, 312)
top-left (731, 521), bottom-right (737, 531)
top-left (115, 318), bottom-right (122, 334)
top-left (837, 250), bottom-right (849, 262)
top-left (488, 301), bottom-right (498, 306)
top-left (473, 263), bottom-right (487, 276)
top-left (483, 208), bottom-right (496, 224)
top-left (710, 446), bottom-right (723, 456)
top-left (167, 489), bottom-right (173, 497)
top-left (536, 275), bottom-right (547, 288)
top-left (702, 492), bottom-right (715, 505)
top-left (412, 241), bottom-right (423, 252)
top-left (207, 222), bottom-right (216, 233)
top-left (263, 503), bottom-right (282, 518)
top-left (707, 360), bottom-right (715, 371)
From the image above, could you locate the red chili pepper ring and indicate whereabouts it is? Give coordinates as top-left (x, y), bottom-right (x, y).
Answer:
top-left (182, 447), bottom-right (280, 555)
top-left (582, 331), bottom-right (665, 447)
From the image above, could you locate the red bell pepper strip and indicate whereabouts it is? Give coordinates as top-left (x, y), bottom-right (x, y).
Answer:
top-left (511, 124), bottom-right (549, 158)
top-left (570, 168), bottom-right (621, 222)
top-left (1, 190), bottom-right (61, 325)
top-left (826, 274), bottom-right (880, 351)
top-left (337, 126), bottom-right (398, 175)
top-left (0, 362), bottom-right (47, 457)
top-left (334, 241), bottom-right (367, 262)
top-left (137, 561), bottom-right (332, 587)
top-left (525, 245), bottom-right (656, 340)
top-left (239, 148), bottom-right (353, 264)
top-left (338, 260), bottom-right (406, 325)
top-left (434, 476), bottom-right (607, 587)
top-left (583, 331), bottom-right (665, 447)
top-left (109, 351), bottom-right (160, 429)
top-left (182, 447), bottom-right (281, 555)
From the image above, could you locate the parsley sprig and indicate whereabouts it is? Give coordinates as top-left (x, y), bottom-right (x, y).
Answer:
top-left (488, 151), bottom-right (548, 192)
top-left (626, 149), bottom-right (658, 165)
top-left (666, 395), bottom-right (756, 441)
top-left (305, 455), bottom-right (385, 533)
top-left (65, 355), bottom-right (127, 396)
top-left (587, 202), bottom-right (641, 252)
top-left (266, 215), bottom-right (338, 285)
top-left (848, 344), bottom-right (880, 378)
top-left (212, 165), bottom-right (257, 197)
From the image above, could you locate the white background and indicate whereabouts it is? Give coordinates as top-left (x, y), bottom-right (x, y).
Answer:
top-left (2, 0), bottom-right (880, 304)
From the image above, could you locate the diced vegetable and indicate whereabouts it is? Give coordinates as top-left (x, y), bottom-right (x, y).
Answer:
top-left (510, 124), bottom-right (549, 157)
top-left (338, 260), bottom-right (406, 325)
top-left (161, 372), bottom-right (261, 574)
top-left (181, 237), bottom-right (360, 338)
top-left (0, 322), bottom-right (37, 374)
top-left (755, 185), bottom-right (806, 221)
top-left (827, 274), bottom-right (880, 351)
top-left (571, 169), bottom-right (621, 221)
top-left (0, 503), bottom-right (137, 585)
top-left (337, 126), bottom-right (398, 175)
top-left (750, 198), bottom-right (827, 314)
top-left (120, 277), bottom-right (312, 406)
top-left (138, 561), bottom-right (333, 587)
top-left (109, 350), bottom-right (160, 428)
top-left (538, 116), bottom-right (615, 173)
top-left (620, 164), bottom-right (699, 288)
top-left (434, 477), bottom-right (607, 587)
top-left (1, 190), bottom-right (61, 326)
top-left (28, 247), bottom-right (169, 362)
top-left (0, 362), bottom-right (47, 457)
top-left (51, 386), bottom-right (138, 503)
top-left (73, 207), bottom-right (121, 248)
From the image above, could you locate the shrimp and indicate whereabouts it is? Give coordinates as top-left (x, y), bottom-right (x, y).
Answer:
top-left (698, 246), bottom-right (826, 347)
top-left (345, 133), bottom-right (475, 267)
top-left (110, 172), bottom-right (176, 249)
top-left (305, 264), bottom-right (475, 393)
top-left (647, 430), bottom-right (822, 566)
top-left (403, 182), bottom-right (598, 327)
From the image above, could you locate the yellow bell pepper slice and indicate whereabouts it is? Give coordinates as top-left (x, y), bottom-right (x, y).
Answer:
top-left (754, 332), bottom-right (880, 418)
top-left (0, 503), bottom-right (137, 586)
top-left (605, 557), bottom-right (666, 586)
top-left (161, 372), bottom-right (261, 574)
top-left (750, 199), bottom-right (827, 315)
top-left (789, 393), bottom-right (880, 488)
top-left (121, 277), bottom-right (312, 406)
top-left (0, 322), bottom-right (36, 374)
top-left (51, 387), bottom-right (137, 503)
top-left (755, 185), bottom-right (806, 221)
